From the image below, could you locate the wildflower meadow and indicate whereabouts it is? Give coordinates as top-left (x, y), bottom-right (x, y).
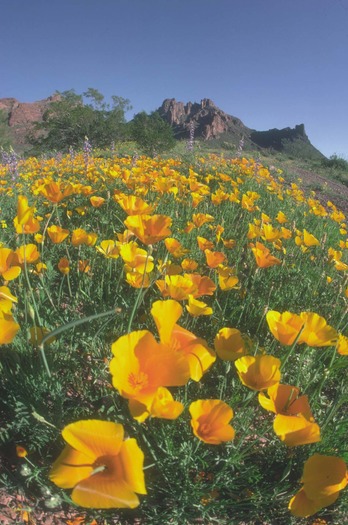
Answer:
top-left (0, 150), bottom-right (347, 524)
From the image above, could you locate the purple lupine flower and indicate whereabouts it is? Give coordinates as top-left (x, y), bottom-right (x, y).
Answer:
top-left (83, 136), bottom-right (93, 166)
top-left (237, 136), bottom-right (245, 158)
top-left (1, 147), bottom-right (19, 181)
top-left (187, 120), bottom-right (195, 151)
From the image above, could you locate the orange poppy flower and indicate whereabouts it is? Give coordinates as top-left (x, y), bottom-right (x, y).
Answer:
top-left (0, 248), bottom-right (22, 281)
top-left (266, 311), bottom-right (304, 346)
top-left (235, 355), bottom-right (281, 391)
top-left (15, 244), bottom-right (40, 266)
top-left (164, 238), bottom-right (189, 258)
top-left (110, 329), bottom-right (190, 420)
top-left (148, 387), bottom-right (184, 420)
top-left (258, 384), bottom-right (313, 420)
top-left (151, 300), bottom-right (216, 382)
top-left (58, 257), bottom-right (70, 275)
top-left (124, 214), bottom-right (172, 245)
top-left (90, 196), bottom-right (105, 208)
top-left (250, 242), bottom-right (282, 268)
top-left (71, 229), bottom-right (97, 247)
top-left (0, 310), bottom-right (20, 344)
top-left (16, 445), bottom-right (28, 458)
top-left (192, 213), bottom-right (215, 228)
top-left (289, 487), bottom-right (339, 518)
top-left (49, 420), bottom-right (146, 508)
top-left (125, 272), bottom-right (151, 289)
top-left (47, 225), bottom-right (70, 244)
top-left (185, 274), bottom-right (216, 297)
top-left (204, 249), bottom-right (226, 268)
top-left (39, 181), bottom-right (74, 203)
top-left (197, 237), bottom-right (214, 251)
top-left (78, 260), bottom-right (91, 273)
top-left (115, 194), bottom-right (154, 215)
top-left (189, 399), bottom-right (235, 444)
top-left (301, 454), bottom-right (347, 499)
top-left (181, 258), bottom-right (198, 272)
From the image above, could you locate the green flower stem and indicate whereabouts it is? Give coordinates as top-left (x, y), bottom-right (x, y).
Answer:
top-left (39, 308), bottom-right (118, 378)
top-left (127, 247), bottom-right (152, 333)
top-left (40, 308), bottom-right (118, 346)
top-left (280, 327), bottom-right (304, 371)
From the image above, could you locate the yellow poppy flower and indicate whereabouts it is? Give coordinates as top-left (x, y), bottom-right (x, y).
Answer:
top-left (336, 334), bottom-right (348, 355)
top-left (95, 240), bottom-right (120, 259)
top-left (216, 265), bottom-right (239, 291)
top-left (186, 295), bottom-right (213, 317)
top-left (115, 194), bottom-right (154, 215)
top-left (273, 414), bottom-right (320, 447)
top-left (0, 285), bottom-right (18, 313)
top-left (214, 327), bottom-right (246, 361)
top-left (13, 195), bottom-right (40, 234)
top-left (289, 454), bottom-right (347, 517)
top-left (49, 420), bottom-right (146, 509)
top-left (298, 312), bottom-right (338, 347)
top-left (0, 310), bottom-right (20, 344)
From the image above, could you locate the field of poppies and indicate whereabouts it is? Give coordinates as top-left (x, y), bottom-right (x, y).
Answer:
top-left (0, 150), bottom-right (347, 525)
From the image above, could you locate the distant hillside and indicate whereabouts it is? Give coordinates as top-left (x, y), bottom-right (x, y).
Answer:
top-left (0, 94), bottom-right (324, 159)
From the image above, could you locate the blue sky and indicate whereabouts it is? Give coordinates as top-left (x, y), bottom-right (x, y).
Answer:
top-left (1, 0), bottom-right (348, 158)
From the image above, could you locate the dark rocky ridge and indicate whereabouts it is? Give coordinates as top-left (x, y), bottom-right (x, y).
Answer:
top-left (158, 98), bottom-right (324, 158)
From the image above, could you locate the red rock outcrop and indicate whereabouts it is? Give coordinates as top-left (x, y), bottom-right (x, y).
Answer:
top-left (0, 95), bottom-right (60, 149)
top-left (158, 98), bottom-right (250, 140)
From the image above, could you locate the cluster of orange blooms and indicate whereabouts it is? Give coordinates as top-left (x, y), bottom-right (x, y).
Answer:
top-left (1, 153), bottom-right (348, 516)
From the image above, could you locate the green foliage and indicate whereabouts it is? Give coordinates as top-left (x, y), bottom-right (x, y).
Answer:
top-left (28, 88), bottom-right (131, 152)
top-left (129, 111), bottom-right (176, 156)
top-left (321, 154), bottom-right (348, 171)
top-left (0, 109), bottom-right (12, 149)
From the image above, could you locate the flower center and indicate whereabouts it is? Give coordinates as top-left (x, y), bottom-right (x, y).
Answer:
top-left (128, 371), bottom-right (149, 392)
